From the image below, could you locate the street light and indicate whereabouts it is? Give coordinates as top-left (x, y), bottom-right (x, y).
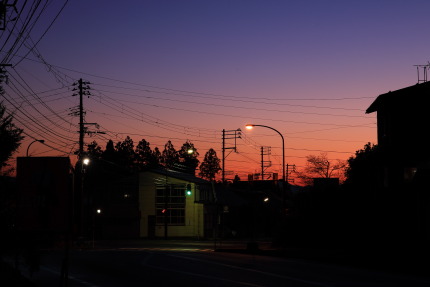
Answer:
top-left (246, 124), bottom-right (286, 213)
top-left (80, 156), bottom-right (90, 238)
top-left (26, 139), bottom-right (45, 157)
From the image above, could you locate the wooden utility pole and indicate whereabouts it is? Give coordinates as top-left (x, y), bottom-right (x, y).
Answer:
top-left (222, 129), bottom-right (241, 182)
top-left (76, 78), bottom-right (91, 157)
top-left (286, 163), bottom-right (296, 184)
top-left (260, 146), bottom-right (271, 180)
top-left (0, 0), bottom-right (17, 30)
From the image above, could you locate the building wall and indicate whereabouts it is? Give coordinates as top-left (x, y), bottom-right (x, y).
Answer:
top-left (16, 157), bottom-right (72, 234)
top-left (375, 89), bottom-right (430, 168)
top-left (139, 172), bottom-right (204, 238)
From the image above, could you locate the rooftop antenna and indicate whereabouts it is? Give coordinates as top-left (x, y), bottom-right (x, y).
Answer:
top-left (414, 62), bottom-right (430, 83)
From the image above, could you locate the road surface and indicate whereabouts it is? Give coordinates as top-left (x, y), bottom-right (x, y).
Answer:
top-left (11, 240), bottom-right (430, 287)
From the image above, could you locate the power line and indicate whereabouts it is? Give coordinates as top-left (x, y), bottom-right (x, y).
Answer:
top-left (92, 82), bottom-right (366, 112)
top-left (38, 62), bottom-right (375, 102)
top-left (14, 0), bottom-right (69, 67)
top-left (93, 87), bottom-right (369, 119)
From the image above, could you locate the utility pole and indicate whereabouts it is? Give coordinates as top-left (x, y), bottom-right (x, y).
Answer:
top-left (286, 163), bottom-right (296, 184)
top-left (0, 0), bottom-right (18, 30)
top-left (70, 78), bottom-right (91, 240)
top-left (75, 78), bottom-right (91, 158)
top-left (260, 146), bottom-right (271, 180)
top-left (222, 129), bottom-right (241, 182)
top-left (71, 79), bottom-right (104, 157)
top-left (261, 147), bottom-right (263, 180)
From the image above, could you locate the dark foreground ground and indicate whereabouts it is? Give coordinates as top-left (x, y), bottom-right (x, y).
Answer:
top-left (1, 239), bottom-right (429, 286)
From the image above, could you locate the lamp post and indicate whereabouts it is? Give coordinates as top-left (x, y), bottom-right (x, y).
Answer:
top-left (246, 124), bottom-right (286, 213)
top-left (80, 157), bottom-right (90, 238)
top-left (26, 139), bottom-right (45, 157)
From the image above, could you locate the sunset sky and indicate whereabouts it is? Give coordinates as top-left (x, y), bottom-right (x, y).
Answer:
top-left (2, 0), bottom-right (430, 182)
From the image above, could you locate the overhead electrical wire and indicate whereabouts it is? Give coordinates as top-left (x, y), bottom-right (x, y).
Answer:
top-left (92, 82), bottom-right (367, 112)
top-left (1, 92), bottom-right (75, 149)
top-left (50, 63), bottom-right (376, 102)
top-left (1, 0), bottom-right (41, 64)
top-left (8, 67), bottom-right (77, 134)
top-left (93, 87), bottom-right (371, 119)
top-left (14, 0), bottom-right (69, 67)
top-left (5, 0), bottom-right (50, 65)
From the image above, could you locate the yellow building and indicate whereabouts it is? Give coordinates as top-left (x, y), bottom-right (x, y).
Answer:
top-left (139, 169), bottom-right (210, 239)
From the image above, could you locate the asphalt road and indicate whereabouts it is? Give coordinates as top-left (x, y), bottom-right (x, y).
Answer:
top-left (10, 240), bottom-right (430, 287)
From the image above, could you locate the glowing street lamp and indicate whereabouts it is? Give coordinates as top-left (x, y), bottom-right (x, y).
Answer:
top-left (246, 124), bottom-right (286, 213)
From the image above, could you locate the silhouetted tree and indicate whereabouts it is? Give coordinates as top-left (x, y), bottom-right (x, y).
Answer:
top-left (115, 136), bottom-right (135, 169)
top-left (152, 147), bottom-right (162, 167)
top-left (344, 142), bottom-right (380, 189)
top-left (340, 143), bottom-right (384, 250)
top-left (0, 102), bottom-right (24, 175)
top-left (161, 140), bottom-right (179, 169)
top-left (296, 152), bottom-right (346, 185)
top-left (135, 139), bottom-right (160, 169)
top-left (102, 140), bottom-right (117, 162)
top-left (199, 148), bottom-right (221, 181)
top-left (87, 140), bottom-right (103, 160)
top-left (178, 140), bottom-right (199, 174)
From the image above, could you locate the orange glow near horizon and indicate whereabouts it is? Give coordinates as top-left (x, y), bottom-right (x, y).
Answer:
top-left (5, 0), bottom-right (426, 184)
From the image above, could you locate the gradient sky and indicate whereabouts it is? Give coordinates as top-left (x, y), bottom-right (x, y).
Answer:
top-left (2, 0), bottom-right (430, 182)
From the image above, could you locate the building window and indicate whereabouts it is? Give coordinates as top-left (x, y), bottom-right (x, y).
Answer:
top-left (155, 185), bottom-right (186, 225)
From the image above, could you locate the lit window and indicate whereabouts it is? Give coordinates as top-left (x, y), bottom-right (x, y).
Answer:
top-left (155, 185), bottom-right (186, 225)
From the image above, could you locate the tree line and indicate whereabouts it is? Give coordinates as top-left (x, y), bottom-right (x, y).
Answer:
top-left (84, 137), bottom-right (221, 181)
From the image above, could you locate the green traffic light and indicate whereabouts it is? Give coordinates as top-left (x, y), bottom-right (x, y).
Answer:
top-left (186, 184), bottom-right (192, 196)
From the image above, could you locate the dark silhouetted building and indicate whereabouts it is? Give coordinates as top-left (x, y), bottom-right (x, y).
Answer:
top-left (366, 81), bottom-right (430, 246)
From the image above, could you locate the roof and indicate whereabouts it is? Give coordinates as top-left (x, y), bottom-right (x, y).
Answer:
top-left (366, 81), bottom-right (430, 114)
top-left (142, 168), bottom-right (209, 184)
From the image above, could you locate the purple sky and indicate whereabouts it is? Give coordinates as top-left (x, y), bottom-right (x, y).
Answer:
top-left (2, 0), bottom-right (430, 181)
